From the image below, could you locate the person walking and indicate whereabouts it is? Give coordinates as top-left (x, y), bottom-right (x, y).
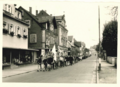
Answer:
top-left (37, 55), bottom-right (42, 72)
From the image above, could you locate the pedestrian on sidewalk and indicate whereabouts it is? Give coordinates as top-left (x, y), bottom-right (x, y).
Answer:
top-left (37, 55), bottom-right (42, 72)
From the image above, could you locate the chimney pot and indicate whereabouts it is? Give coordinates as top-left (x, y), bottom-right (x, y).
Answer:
top-left (50, 14), bottom-right (52, 16)
top-left (36, 10), bottom-right (38, 16)
top-left (29, 7), bottom-right (32, 14)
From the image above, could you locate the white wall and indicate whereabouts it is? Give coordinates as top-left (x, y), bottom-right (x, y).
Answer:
top-left (3, 16), bottom-right (28, 49)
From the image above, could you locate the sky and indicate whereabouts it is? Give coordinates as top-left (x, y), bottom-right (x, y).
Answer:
top-left (12, 1), bottom-right (118, 48)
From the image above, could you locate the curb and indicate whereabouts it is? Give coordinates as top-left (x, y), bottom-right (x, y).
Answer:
top-left (3, 69), bottom-right (37, 78)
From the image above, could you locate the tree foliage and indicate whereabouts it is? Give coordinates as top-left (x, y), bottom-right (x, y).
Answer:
top-left (102, 20), bottom-right (117, 56)
top-left (95, 42), bottom-right (103, 52)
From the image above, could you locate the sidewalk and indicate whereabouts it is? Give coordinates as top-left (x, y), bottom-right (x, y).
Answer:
top-left (2, 64), bottom-right (38, 78)
top-left (98, 59), bottom-right (117, 84)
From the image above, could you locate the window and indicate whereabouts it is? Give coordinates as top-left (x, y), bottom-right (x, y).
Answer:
top-left (8, 5), bottom-right (12, 13)
top-left (46, 23), bottom-right (48, 29)
top-left (18, 12), bottom-right (19, 18)
top-left (23, 28), bottom-right (27, 38)
top-left (3, 21), bottom-right (7, 29)
top-left (25, 20), bottom-right (31, 28)
top-left (17, 26), bottom-right (21, 35)
top-left (10, 24), bottom-right (14, 32)
top-left (3, 21), bottom-right (9, 34)
top-left (30, 34), bottom-right (37, 43)
top-left (21, 10), bottom-right (24, 16)
top-left (5, 4), bottom-right (7, 11)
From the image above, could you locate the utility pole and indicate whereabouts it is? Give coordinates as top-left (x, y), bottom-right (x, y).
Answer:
top-left (98, 5), bottom-right (101, 71)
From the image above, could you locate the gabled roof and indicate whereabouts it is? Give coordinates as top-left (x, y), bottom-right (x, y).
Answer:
top-left (55, 15), bottom-right (66, 23)
top-left (55, 16), bottom-right (63, 20)
top-left (37, 10), bottom-right (49, 17)
top-left (81, 42), bottom-right (85, 47)
top-left (74, 42), bottom-right (81, 47)
top-left (68, 36), bottom-right (73, 42)
top-left (38, 16), bottom-right (53, 23)
top-left (18, 6), bottom-right (44, 27)
top-left (74, 39), bottom-right (77, 43)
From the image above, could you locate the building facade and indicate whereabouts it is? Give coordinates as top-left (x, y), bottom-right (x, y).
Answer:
top-left (3, 4), bottom-right (38, 69)
top-left (19, 7), bottom-right (58, 60)
top-left (55, 15), bottom-right (68, 57)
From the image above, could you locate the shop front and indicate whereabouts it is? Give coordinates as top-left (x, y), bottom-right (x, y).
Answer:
top-left (2, 48), bottom-right (39, 69)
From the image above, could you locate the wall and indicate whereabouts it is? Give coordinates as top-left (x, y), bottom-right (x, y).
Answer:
top-left (3, 16), bottom-right (28, 49)
top-left (19, 8), bottom-right (43, 49)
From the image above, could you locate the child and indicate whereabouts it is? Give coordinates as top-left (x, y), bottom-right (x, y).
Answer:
top-left (41, 62), bottom-right (45, 72)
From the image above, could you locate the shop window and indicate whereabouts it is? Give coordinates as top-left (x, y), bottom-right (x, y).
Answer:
top-left (3, 49), bottom-right (10, 64)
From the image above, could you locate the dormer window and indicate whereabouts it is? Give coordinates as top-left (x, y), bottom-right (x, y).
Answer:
top-left (8, 5), bottom-right (12, 13)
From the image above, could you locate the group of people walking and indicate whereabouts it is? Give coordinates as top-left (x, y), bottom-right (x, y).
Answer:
top-left (37, 52), bottom-right (82, 72)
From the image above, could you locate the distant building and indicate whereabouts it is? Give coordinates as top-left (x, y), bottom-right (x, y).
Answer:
top-left (3, 4), bottom-right (38, 69)
top-left (55, 15), bottom-right (68, 56)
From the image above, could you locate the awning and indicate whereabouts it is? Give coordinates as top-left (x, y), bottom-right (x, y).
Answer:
top-left (3, 47), bottom-right (39, 51)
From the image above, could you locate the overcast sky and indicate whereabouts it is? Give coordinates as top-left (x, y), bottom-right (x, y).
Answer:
top-left (14, 1), bottom-right (117, 48)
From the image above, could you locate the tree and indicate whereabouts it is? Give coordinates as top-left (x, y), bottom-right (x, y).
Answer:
top-left (105, 6), bottom-right (118, 20)
top-left (95, 42), bottom-right (103, 53)
top-left (102, 20), bottom-right (117, 56)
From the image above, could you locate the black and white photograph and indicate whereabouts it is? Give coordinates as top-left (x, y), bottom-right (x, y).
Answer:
top-left (1, 0), bottom-right (119, 85)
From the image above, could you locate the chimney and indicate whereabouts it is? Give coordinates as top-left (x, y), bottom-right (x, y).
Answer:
top-left (29, 7), bottom-right (32, 14)
top-left (14, 4), bottom-right (17, 6)
top-left (36, 10), bottom-right (38, 16)
top-left (50, 14), bottom-right (52, 17)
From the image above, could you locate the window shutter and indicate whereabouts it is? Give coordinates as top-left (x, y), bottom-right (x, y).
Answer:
top-left (21, 27), bottom-right (23, 37)
top-left (15, 26), bottom-right (17, 35)
top-left (30, 34), bottom-right (37, 43)
top-left (8, 23), bottom-right (11, 34)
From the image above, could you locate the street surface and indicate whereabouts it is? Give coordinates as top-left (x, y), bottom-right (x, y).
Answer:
top-left (3, 55), bottom-right (97, 83)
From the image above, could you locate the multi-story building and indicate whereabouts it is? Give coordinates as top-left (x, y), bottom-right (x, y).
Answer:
top-left (3, 4), bottom-right (38, 69)
top-left (74, 40), bottom-right (81, 56)
top-left (18, 7), bottom-right (58, 60)
top-left (79, 42), bottom-right (85, 58)
top-left (55, 15), bottom-right (68, 56)
top-left (68, 36), bottom-right (75, 56)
